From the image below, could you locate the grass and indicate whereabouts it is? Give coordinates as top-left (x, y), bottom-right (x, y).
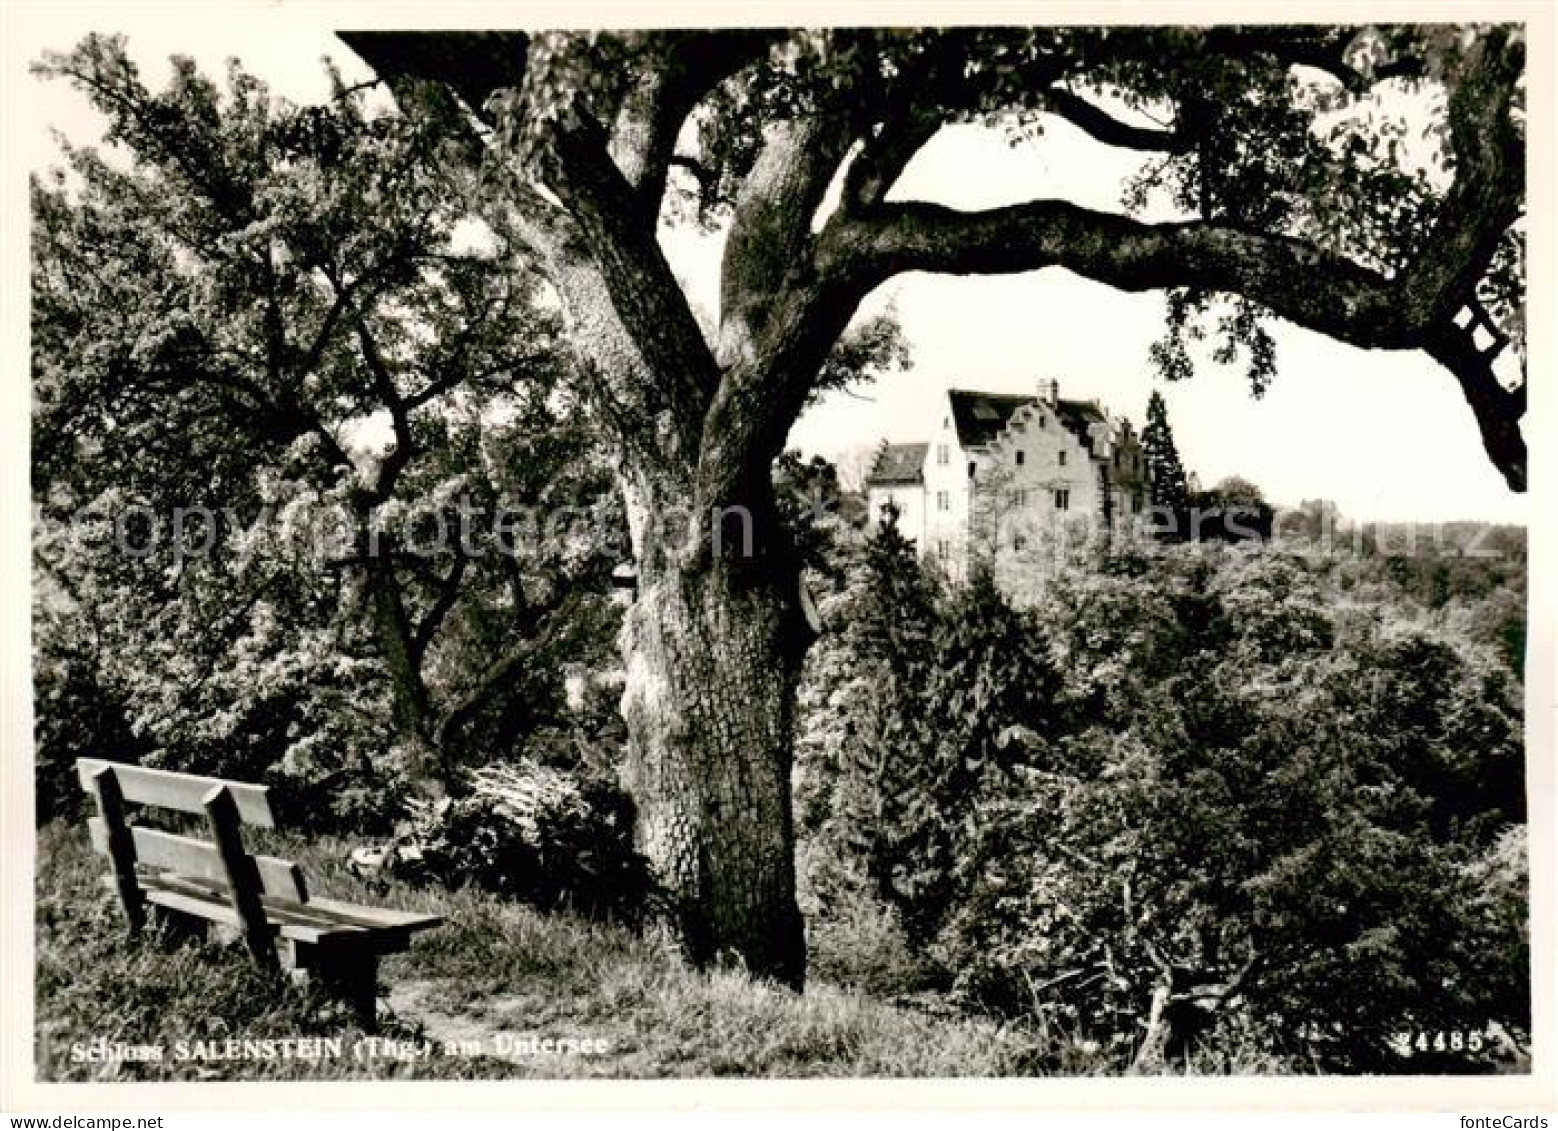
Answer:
top-left (34, 820), bottom-right (1048, 1081)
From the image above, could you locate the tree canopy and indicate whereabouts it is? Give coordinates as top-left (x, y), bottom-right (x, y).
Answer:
top-left (344, 25), bottom-right (1526, 497)
top-left (331, 22), bottom-right (1528, 985)
top-left (32, 36), bottom-right (623, 809)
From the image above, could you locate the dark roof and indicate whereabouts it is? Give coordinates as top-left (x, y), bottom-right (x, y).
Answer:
top-left (1054, 398), bottom-right (1106, 448)
top-left (948, 389), bottom-right (1106, 449)
top-left (947, 390), bottom-right (1034, 448)
top-left (866, 442), bottom-right (928, 485)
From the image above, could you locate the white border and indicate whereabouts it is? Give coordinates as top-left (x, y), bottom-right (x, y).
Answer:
top-left (1, 0), bottom-right (1552, 1112)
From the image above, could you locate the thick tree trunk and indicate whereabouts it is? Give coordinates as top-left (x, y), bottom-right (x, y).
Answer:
top-left (617, 489), bottom-right (809, 988)
top-left (362, 550), bottom-right (445, 794)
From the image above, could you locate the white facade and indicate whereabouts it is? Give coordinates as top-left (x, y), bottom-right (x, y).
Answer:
top-left (865, 380), bottom-right (1149, 600)
top-left (922, 413), bottom-right (975, 574)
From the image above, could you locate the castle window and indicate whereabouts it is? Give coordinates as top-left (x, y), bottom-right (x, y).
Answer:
top-left (1013, 533), bottom-right (1028, 552)
top-left (936, 539), bottom-right (950, 558)
top-left (1012, 489), bottom-right (1028, 507)
top-left (1058, 451), bottom-right (1067, 466)
top-left (1015, 449), bottom-right (1025, 466)
top-left (936, 444), bottom-right (950, 465)
top-left (937, 490), bottom-right (951, 512)
top-left (968, 461), bottom-right (976, 479)
top-left (1054, 489), bottom-right (1071, 511)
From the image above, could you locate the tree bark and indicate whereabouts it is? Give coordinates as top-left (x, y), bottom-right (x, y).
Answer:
top-left (361, 544), bottom-right (445, 793)
top-left (617, 480), bottom-right (809, 988)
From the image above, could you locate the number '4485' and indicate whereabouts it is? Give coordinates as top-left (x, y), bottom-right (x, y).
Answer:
top-left (1412, 1030), bottom-right (1485, 1053)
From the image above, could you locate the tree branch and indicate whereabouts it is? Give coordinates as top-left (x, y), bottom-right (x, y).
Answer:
top-left (348, 309), bottom-right (415, 501)
top-left (431, 589), bottom-right (586, 749)
top-left (840, 112), bottom-right (944, 214)
top-left (688, 114), bottom-right (860, 524)
top-left (1040, 87), bottom-right (1191, 153)
top-left (841, 200), bottom-right (1426, 347)
top-left (607, 31), bottom-right (778, 222)
top-left (717, 114), bottom-right (855, 360)
top-left (412, 553), bottom-right (468, 660)
top-left (337, 31), bottom-right (530, 124)
top-left (542, 105), bottom-right (723, 463)
top-left (1423, 314), bottom-right (1526, 491)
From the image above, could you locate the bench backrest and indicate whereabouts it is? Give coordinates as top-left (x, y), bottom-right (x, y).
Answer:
top-left (76, 758), bottom-right (307, 962)
top-left (77, 758), bottom-right (277, 827)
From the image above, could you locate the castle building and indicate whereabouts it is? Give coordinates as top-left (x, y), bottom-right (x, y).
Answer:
top-left (865, 379), bottom-right (1150, 600)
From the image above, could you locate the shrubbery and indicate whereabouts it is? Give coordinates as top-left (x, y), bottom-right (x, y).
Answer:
top-left (399, 759), bottom-right (652, 923)
top-left (797, 518), bottom-right (1063, 944)
top-left (797, 526), bottom-right (1529, 1072)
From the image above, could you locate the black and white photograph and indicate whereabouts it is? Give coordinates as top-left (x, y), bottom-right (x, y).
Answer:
top-left (2, 1), bottom-right (1552, 1108)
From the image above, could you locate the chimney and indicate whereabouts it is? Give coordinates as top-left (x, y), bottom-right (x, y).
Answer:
top-left (1038, 378), bottom-right (1059, 407)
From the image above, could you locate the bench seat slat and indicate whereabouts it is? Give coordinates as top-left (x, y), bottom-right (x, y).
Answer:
top-left (89, 819), bottom-right (306, 904)
top-left (148, 873), bottom-right (360, 933)
top-left (144, 887), bottom-right (344, 946)
top-left (139, 885), bottom-right (240, 929)
top-left (292, 894), bottom-right (443, 933)
top-left (77, 759), bottom-right (275, 827)
top-left (142, 879), bottom-right (368, 946)
top-left (144, 873), bottom-right (361, 934)
top-left (138, 873), bottom-right (427, 951)
top-left (153, 872), bottom-right (438, 934)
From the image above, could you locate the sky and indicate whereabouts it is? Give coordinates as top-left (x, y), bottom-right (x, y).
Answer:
top-left (14, 9), bottom-right (1531, 524)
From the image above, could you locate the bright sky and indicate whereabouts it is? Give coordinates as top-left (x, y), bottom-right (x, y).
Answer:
top-left (14, 10), bottom-right (1530, 524)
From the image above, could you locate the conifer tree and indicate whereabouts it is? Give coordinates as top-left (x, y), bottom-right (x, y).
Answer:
top-left (1142, 390), bottom-right (1191, 524)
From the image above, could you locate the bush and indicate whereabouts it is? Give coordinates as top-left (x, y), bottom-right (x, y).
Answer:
top-left (930, 548), bottom-right (1528, 1072)
top-left (798, 539), bottom-right (1529, 1073)
top-left (796, 520), bottom-right (1063, 946)
top-left (32, 624), bottom-right (148, 825)
top-left (399, 759), bottom-right (652, 923)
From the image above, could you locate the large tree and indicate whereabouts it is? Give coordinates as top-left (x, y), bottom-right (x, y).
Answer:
top-left (32, 38), bottom-right (620, 805)
top-left (1141, 390), bottom-right (1191, 520)
top-left (338, 24), bottom-right (1526, 986)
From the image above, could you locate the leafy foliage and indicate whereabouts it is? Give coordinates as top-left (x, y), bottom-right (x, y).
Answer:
top-left (399, 760), bottom-right (652, 922)
top-left (1149, 290), bottom-right (1279, 396)
top-left (1188, 476), bottom-right (1275, 542)
top-left (797, 517), bottom-right (1064, 945)
top-left (798, 538), bottom-right (1527, 1072)
top-left (31, 37), bottom-right (623, 824)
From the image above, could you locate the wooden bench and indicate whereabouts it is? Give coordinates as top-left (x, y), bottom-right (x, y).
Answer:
top-left (77, 757), bottom-right (442, 1025)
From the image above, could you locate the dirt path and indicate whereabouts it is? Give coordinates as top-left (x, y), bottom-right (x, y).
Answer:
top-left (384, 977), bottom-right (645, 1076)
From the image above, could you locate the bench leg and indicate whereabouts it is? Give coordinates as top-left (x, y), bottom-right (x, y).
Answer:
top-left (284, 941), bottom-right (380, 1030)
top-left (88, 767), bottom-right (144, 934)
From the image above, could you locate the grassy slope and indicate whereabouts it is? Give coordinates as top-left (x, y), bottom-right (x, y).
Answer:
top-left (34, 822), bottom-right (1042, 1081)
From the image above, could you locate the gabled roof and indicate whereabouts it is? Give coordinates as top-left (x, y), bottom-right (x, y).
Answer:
top-left (1053, 398), bottom-right (1106, 448)
top-left (948, 389), bottom-right (1107, 450)
top-left (948, 390), bottom-right (1034, 448)
top-left (866, 442), bottom-right (928, 485)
